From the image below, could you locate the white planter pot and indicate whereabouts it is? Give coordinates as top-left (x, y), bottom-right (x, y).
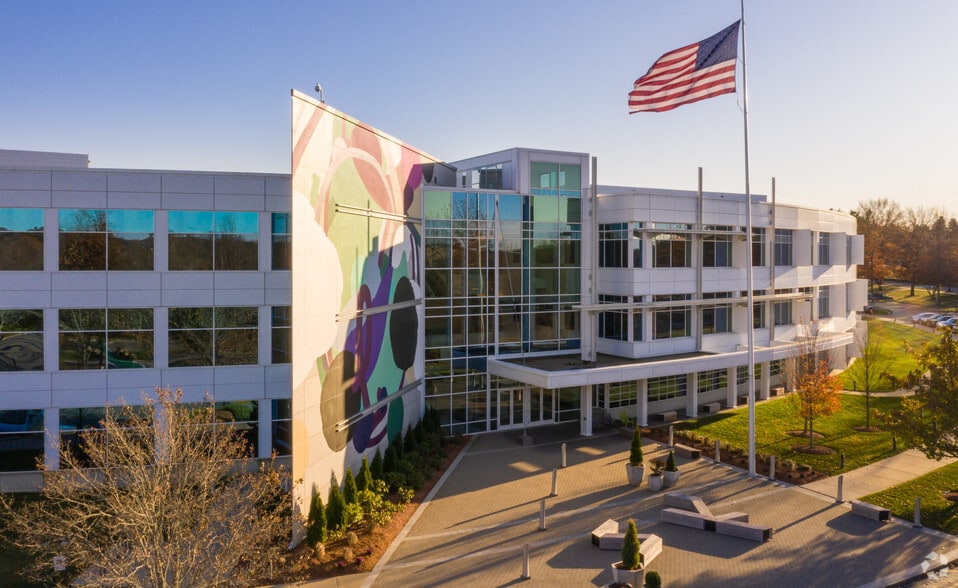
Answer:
top-left (611, 562), bottom-right (645, 586)
top-left (663, 470), bottom-right (680, 488)
top-left (626, 463), bottom-right (645, 487)
top-left (648, 474), bottom-right (664, 491)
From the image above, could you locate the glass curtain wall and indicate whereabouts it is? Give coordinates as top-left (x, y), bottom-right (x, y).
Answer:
top-left (423, 162), bottom-right (581, 434)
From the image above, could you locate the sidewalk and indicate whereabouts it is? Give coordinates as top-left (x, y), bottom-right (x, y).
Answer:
top-left (298, 424), bottom-right (958, 587)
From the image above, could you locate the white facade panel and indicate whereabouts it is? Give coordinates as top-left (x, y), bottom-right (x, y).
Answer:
top-left (52, 190), bottom-right (108, 209)
top-left (106, 172), bottom-right (162, 192)
top-left (161, 192), bottom-right (215, 210)
top-left (52, 172), bottom-right (107, 192)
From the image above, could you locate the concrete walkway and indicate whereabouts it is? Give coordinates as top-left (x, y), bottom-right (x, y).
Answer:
top-left (296, 424), bottom-right (958, 588)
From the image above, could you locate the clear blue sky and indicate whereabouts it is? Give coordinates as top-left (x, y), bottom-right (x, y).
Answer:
top-left (3, 1), bottom-right (956, 214)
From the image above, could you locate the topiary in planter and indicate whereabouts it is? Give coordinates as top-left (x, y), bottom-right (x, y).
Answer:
top-left (621, 519), bottom-right (643, 570)
top-left (665, 451), bottom-right (677, 472)
top-left (645, 570), bottom-right (662, 588)
top-left (630, 428), bottom-right (644, 466)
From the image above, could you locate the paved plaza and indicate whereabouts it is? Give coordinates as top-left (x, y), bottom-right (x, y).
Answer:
top-left (352, 424), bottom-right (958, 587)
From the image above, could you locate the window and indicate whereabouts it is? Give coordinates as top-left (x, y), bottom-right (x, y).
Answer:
top-left (698, 369), bottom-right (727, 394)
top-left (0, 309), bottom-right (43, 371)
top-left (598, 223), bottom-right (628, 268)
top-left (607, 381), bottom-right (638, 408)
top-left (818, 286), bottom-right (830, 318)
top-left (0, 409), bottom-right (43, 471)
top-left (271, 213), bottom-right (290, 270)
top-left (272, 399), bottom-right (291, 456)
top-left (817, 233), bottom-right (830, 265)
top-left (703, 234), bottom-right (732, 267)
top-left (272, 306), bottom-right (291, 363)
top-left (59, 209), bottom-right (154, 271)
top-left (652, 233), bottom-right (691, 268)
top-left (209, 401), bottom-right (259, 456)
top-left (774, 229), bottom-right (793, 266)
top-left (631, 224), bottom-right (643, 268)
top-left (773, 301), bottom-right (792, 326)
top-left (58, 308), bottom-right (154, 370)
top-left (770, 359), bottom-right (784, 377)
top-left (753, 302), bottom-right (766, 328)
top-left (751, 228), bottom-right (766, 266)
top-left (598, 295), bottom-right (628, 341)
top-left (0, 208), bottom-right (43, 270)
top-left (648, 375), bottom-right (687, 401)
top-left (737, 364), bottom-right (762, 386)
top-left (168, 211), bottom-right (258, 270)
top-left (653, 294), bottom-right (691, 339)
top-left (59, 404), bottom-right (154, 467)
top-left (168, 306), bottom-right (258, 367)
top-left (702, 304), bottom-right (732, 335)
top-left (632, 305), bottom-right (643, 342)
top-left (530, 162), bottom-right (581, 197)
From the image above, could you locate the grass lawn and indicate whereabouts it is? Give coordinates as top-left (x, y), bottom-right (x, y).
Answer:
top-left (675, 394), bottom-right (903, 475)
top-left (861, 460), bottom-right (958, 534)
top-left (840, 319), bottom-right (937, 392)
top-left (879, 284), bottom-right (958, 310)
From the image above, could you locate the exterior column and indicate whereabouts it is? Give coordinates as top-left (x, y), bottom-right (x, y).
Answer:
top-left (580, 385), bottom-right (593, 436)
top-left (638, 379), bottom-right (648, 426)
top-left (759, 361), bottom-right (771, 400)
top-left (686, 372), bottom-right (698, 417)
top-left (726, 366), bottom-right (737, 407)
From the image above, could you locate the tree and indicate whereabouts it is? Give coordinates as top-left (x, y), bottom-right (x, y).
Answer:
top-left (0, 387), bottom-right (293, 588)
top-left (853, 198), bottom-right (902, 289)
top-left (305, 490), bottom-right (327, 547)
top-left (784, 323), bottom-right (842, 448)
top-left (325, 474), bottom-right (347, 534)
top-left (356, 456), bottom-right (373, 493)
top-left (885, 332), bottom-right (958, 459)
top-left (849, 319), bottom-right (892, 430)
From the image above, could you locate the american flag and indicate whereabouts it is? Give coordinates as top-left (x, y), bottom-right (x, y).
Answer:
top-left (628, 21), bottom-right (740, 114)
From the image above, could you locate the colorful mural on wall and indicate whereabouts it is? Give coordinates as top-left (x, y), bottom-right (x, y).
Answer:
top-left (290, 91), bottom-right (454, 521)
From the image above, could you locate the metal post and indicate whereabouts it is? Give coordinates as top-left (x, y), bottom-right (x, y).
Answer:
top-left (914, 497), bottom-right (922, 528)
top-left (840, 451), bottom-right (845, 470)
top-left (522, 543), bottom-right (530, 578)
top-left (715, 440), bottom-right (721, 463)
top-left (669, 425), bottom-right (674, 448)
top-left (539, 498), bottom-right (546, 531)
top-left (837, 475), bottom-right (844, 503)
top-left (769, 455), bottom-right (775, 481)
top-left (561, 443), bottom-right (567, 468)
top-left (893, 437), bottom-right (897, 451)
top-left (551, 468), bottom-right (558, 497)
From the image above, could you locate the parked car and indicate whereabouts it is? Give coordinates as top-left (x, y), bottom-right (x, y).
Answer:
top-left (937, 316), bottom-right (958, 330)
top-left (868, 292), bottom-right (893, 302)
top-left (923, 314), bottom-right (952, 326)
top-left (912, 312), bottom-right (938, 323)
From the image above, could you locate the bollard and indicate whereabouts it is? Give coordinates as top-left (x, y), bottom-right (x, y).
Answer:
top-left (561, 443), bottom-right (567, 468)
top-left (522, 543), bottom-right (530, 579)
top-left (539, 498), bottom-right (547, 531)
top-left (840, 451), bottom-right (845, 470)
top-left (837, 474), bottom-right (844, 503)
top-left (893, 437), bottom-right (897, 451)
top-left (769, 455), bottom-right (776, 481)
top-left (914, 497), bottom-right (922, 528)
top-left (715, 439), bottom-right (721, 463)
top-left (669, 425), bottom-right (674, 448)
top-left (551, 468), bottom-right (558, 497)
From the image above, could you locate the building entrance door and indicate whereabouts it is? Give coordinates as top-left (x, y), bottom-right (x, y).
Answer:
top-left (498, 387), bottom-right (555, 429)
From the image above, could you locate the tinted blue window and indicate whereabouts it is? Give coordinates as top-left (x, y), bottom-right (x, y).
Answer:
top-left (215, 211), bottom-right (258, 234)
top-left (0, 208), bottom-right (43, 231)
top-left (108, 210), bottom-right (154, 233)
top-left (168, 211), bottom-right (213, 233)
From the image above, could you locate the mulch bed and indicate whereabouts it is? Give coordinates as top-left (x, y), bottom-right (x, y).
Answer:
top-left (643, 426), bottom-right (828, 484)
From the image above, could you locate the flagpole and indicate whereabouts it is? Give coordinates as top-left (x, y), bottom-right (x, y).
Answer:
top-left (740, 0), bottom-right (757, 477)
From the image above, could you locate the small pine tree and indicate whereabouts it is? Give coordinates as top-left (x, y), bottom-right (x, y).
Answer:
top-left (357, 456), bottom-right (373, 492)
top-left (629, 428), bottom-right (644, 466)
top-left (343, 468), bottom-right (358, 504)
top-left (645, 570), bottom-right (662, 588)
top-left (383, 444), bottom-right (398, 474)
top-left (371, 449), bottom-right (384, 480)
top-left (404, 426), bottom-right (418, 455)
top-left (393, 430), bottom-right (404, 456)
top-left (305, 491), bottom-right (327, 546)
top-left (326, 474), bottom-right (347, 533)
top-left (665, 451), bottom-right (677, 472)
top-left (621, 519), bottom-right (642, 570)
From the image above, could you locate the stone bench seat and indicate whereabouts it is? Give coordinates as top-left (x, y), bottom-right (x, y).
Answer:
top-left (850, 500), bottom-right (890, 522)
top-left (672, 443), bottom-right (701, 460)
top-left (661, 493), bottom-right (771, 542)
top-left (715, 519), bottom-right (772, 542)
top-left (654, 410), bottom-right (678, 422)
top-left (700, 402), bottom-right (721, 414)
top-left (590, 519), bottom-right (662, 563)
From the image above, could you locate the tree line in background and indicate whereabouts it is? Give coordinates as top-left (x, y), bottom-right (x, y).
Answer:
top-left (854, 198), bottom-right (957, 299)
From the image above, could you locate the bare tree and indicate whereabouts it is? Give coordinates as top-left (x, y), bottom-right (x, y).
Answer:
top-left (1, 388), bottom-right (294, 587)
top-left (848, 319), bottom-right (892, 430)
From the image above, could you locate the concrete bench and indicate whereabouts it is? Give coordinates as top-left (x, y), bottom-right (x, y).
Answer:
top-left (771, 386), bottom-right (785, 397)
top-left (664, 492), bottom-right (711, 516)
top-left (715, 519), bottom-right (772, 542)
top-left (737, 395), bottom-right (749, 406)
top-left (850, 500), bottom-right (890, 522)
top-left (672, 443), bottom-right (701, 459)
top-left (654, 410), bottom-right (678, 422)
top-left (661, 507), bottom-right (710, 530)
top-left (700, 402), bottom-right (721, 414)
top-left (590, 519), bottom-right (663, 563)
